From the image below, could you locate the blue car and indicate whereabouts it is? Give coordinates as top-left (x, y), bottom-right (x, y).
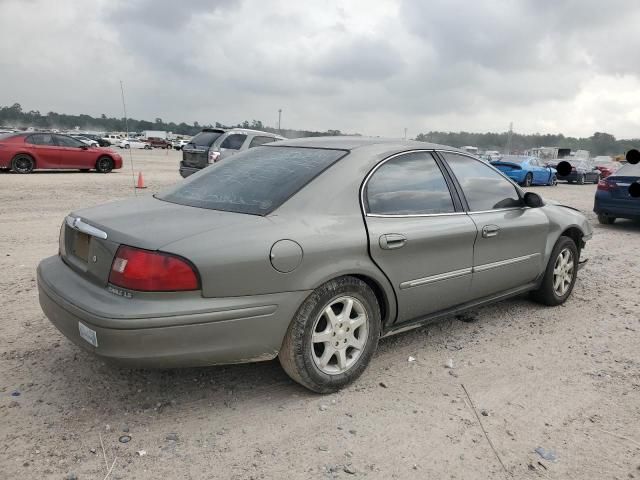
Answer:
top-left (491, 155), bottom-right (557, 187)
top-left (593, 162), bottom-right (640, 224)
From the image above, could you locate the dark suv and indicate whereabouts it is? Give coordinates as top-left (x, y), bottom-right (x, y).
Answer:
top-left (179, 128), bottom-right (285, 178)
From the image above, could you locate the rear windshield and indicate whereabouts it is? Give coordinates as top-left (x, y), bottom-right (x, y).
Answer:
top-left (157, 146), bottom-right (347, 215)
top-left (615, 163), bottom-right (640, 176)
top-left (189, 130), bottom-right (224, 147)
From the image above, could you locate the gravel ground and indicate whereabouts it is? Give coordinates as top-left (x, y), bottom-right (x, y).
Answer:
top-left (1, 149), bottom-right (639, 480)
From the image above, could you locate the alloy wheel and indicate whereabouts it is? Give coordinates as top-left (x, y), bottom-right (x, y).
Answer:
top-left (553, 248), bottom-right (574, 296)
top-left (311, 296), bottom-right (369, 375)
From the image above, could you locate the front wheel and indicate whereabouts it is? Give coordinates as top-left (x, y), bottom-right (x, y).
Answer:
top-left (530, 236), bottom-right (579, 306)
top-left (577, 174), bottom-right (585, 185)
top-left (550, 175), bottom-right (558, 186)
top-left (279, 276), bottom-right (381, 393)
top-left (144, 145), bottom-right (151, 150)
top-left (12, 154), bottom-right (35, 174)
top-left (95, 156), bottom-right (113, 173)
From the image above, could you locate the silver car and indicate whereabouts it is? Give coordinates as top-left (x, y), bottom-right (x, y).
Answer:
top-left (37, 137), bottom-right (592, 392)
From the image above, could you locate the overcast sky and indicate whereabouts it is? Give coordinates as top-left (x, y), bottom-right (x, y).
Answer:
top-left (1, 0), bottom-right (640, 138)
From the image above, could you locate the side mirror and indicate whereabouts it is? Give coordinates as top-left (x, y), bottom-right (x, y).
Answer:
top-left (80, 145), bottom-right (88, 150)
top-left (523, 191), bottom-right (543, 208)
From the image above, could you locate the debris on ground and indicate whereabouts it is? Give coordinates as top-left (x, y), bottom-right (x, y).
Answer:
top-left (136, 450), bottom-right (147, 456)
top-left (379, 381), bottom-right (388, 388)
top-left (343, 464), bottom-right (356, 474)
top-left (535, 447), bottom-right (557, 461)
top-left (445, 359), bottom-right (454, 369)
top-left (408, 356), bottom-right (416, 362)
top-left (119, 435), bottom-right (131, 444)
top-left (165, 433), bottom-right (179, 441)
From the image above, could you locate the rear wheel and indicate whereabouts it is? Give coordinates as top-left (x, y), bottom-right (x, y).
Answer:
top-left (597, 214), bottom-right (616, 225)
top-left (577, 174), bottom-right (585, 185)
top-left (11, 154), bottom-right (34, 174)
top-left (522, 173), bottom-right (533, 187)
top-left (124, 144), bottom-right (130, 149)
top-left (144, 145), bottom-right (151, 150)
top-left (96, 156), bottom-right (113, 173)
top-left (279, 276), bottom-right (381, 393)
top-left (530, 236), bottom-right (579, 306)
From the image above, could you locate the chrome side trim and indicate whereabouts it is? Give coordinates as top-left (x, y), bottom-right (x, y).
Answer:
top-left (468, 207), bottom-right (525, 214)
top-left (366, 212), bottom-right (467, 218)
top-left (473, 253), bottom-right (540, 273)
top-left (399, 267), bottom-right (472, 290)
top-left (66, 216), bottom-right (108, 240)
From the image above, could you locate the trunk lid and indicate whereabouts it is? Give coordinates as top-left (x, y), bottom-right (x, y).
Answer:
top-left (60, 196), bottom-right (268, 287)
top-left (181, 129), bottom-right (225, 169)
top-left (608, 175), bottom-right (640, 200)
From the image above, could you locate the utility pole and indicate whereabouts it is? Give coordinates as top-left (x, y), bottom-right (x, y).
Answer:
top-left (404, 128), bottom-right (407, 140)
top-left (278, 109), bottom-right (282, 132)
top-left (506, 122), bottom-right (513, 154)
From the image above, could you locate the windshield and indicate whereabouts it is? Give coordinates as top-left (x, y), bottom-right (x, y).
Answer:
top-left (157, 146), bottom-right (347, 215)
top-left (189, 130), bottom-right (224, 147)
top-left (615, 163), bottom-right (640, 176)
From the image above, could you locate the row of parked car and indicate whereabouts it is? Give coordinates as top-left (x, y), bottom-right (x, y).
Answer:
top-left (490, 155), bottom-right (620, 187)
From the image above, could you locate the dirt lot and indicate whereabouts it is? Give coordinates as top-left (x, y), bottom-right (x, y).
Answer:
top-left (1, 149), bottom-right (639, 479)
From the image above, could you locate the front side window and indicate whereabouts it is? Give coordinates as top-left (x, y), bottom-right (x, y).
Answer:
top-left (220, 134), bottom-right (247, 150)
top-left (249, 136), bottom-right (277, 148)
top-left (444, 153), bottom-right (521, 211)
top-left (157, 146), bottom-right (346, 215)
top-left (366, 152), bottom-right (455, 215)
top-left (55, 135), bottom-right (84, 147)
top-left (26, 133), bottom-right (55, 145)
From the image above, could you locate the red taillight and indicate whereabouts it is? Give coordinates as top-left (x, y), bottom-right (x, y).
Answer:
top-left (109, 245), bottom-right (199, 292)
top-left (208, 150), bottom-right (220, 164)
top-left (597, 179), bottom-right (615, 191)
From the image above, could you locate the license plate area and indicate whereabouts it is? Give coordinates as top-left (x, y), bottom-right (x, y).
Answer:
top-left (78, 322), bottom-right (98, 347)
top-left (72, 231), bottom-right (90, 262)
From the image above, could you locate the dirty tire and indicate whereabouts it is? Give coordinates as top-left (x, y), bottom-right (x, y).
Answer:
top-left (597, 214), bottom-right (615, 225)
top-left (522, 172), bottom-right (533, 187)
top-left (279, 276), bottom-right (381, 393)
top-left (530, 236), bottom-right (579, 306)
top-left (11, 154), bottom-right (35, 174)
top-left (95, 156), bottom-right (113, 173)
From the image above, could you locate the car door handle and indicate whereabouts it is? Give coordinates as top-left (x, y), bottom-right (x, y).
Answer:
top-left (379, 233), bottom-right (407, 250)
top-left (482, 225), bottom-right (500, 238)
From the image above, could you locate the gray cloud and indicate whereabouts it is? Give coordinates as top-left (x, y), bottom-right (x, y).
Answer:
top-left (1, 0), bottom-right (640, 138)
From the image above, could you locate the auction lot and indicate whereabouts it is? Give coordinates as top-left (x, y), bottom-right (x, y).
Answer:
top-left (1, 149), bottom-right (639, 479)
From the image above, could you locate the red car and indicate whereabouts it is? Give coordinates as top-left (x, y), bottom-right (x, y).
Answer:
top-left (594, 162), bottom-right (619, 179)
top-left (0, 132), bottom-right (123, 173)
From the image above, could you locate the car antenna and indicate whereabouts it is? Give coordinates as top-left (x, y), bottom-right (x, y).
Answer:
top-left (120, 80), bottom-right (137, 196)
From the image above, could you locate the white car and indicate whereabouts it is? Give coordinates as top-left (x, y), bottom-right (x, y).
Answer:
top-left (119, 138), bottom-right (151, 150)
top-left (173, 139), bottom-right (190, 150)
top-left (70, 135), bottom-right (99, 147)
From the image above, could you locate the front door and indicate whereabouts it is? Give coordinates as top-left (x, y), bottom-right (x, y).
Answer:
top-left (442, 153), bottom-right (549, 299)
top-left (54, 135), bottom-right (90, 169)
top-left (363, 151), bottom-right (478, 323)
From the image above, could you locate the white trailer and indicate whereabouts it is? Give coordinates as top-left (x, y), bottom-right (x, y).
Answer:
top-left (141, 130), bottom-right (168, 140)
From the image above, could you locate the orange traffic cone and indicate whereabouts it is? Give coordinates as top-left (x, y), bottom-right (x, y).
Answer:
top-left (135, 172), bottom-right (147, 189)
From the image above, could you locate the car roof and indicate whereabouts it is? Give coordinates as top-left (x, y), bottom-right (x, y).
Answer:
top-left (201, 127), bottom-right (284, 138)
top-left (270, 136), bottom-right (462, 152)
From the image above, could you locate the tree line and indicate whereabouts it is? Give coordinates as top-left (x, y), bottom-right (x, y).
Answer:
top-left (0, 103), bottom-right (349, 139)
top-left (1, 102), bottom-right (637, 155)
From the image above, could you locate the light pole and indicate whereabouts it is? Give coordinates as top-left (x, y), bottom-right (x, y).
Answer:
top-left (278, 109), bottom-right (282, 132)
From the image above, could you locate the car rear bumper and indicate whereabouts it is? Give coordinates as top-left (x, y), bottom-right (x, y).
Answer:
top-left (594, 198), bottom-right (640, 220)
top-left (179, 162), bottom-right (203, 178)
top-left (37, 255), bottom-right (310, 368)
top-left (558, 172), bottom-right (581, 181)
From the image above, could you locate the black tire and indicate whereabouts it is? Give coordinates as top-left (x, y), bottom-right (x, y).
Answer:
top-left (530, 236), bottom-right (579, 306)
top-left (577, 174), bottom-right (585, 185)
top-left (124, 144), bottom-right (130, 149)
top-left (11, 154), bottom-right (35, 174)
top-left (522, 173), bottom-right (533, 187)
top-left (144, 145), bottom-right (151, 150)
top-left (550, 175), bottom-right (558, 186)
top-left (279, 276), bottom-right (381, 393)
top-left (593, 174), bottom-right (600, 184)
top-left (95, 156), bottom-right (113, 173)
top-left (597, 214), bottom-right (615, 225)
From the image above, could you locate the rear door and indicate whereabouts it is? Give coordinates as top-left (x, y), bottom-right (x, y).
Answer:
top-left (363, 151), bottom-right (478, 323)
top-left (25, 133), bottom-right (60, 167)
top-left (441, 152), bottom-right (549, 299)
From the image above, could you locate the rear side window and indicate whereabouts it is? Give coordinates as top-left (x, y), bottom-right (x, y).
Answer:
top-left (55, 135), bottom-right (85, 147)
top-left (190, 131), bottom-right (224, 147)
top-left (157, 146), bottom-right (346, 215)
top-left (444, 153), bottom-right (521, 211)
top-left (26, 134), bottom-right (55, 145)
top-left (249, 136), bottom-right (277, 148)
top-left (366, 152), bottom-right (455, 215)
top-left (220, 134), bottom-right (247, 150)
